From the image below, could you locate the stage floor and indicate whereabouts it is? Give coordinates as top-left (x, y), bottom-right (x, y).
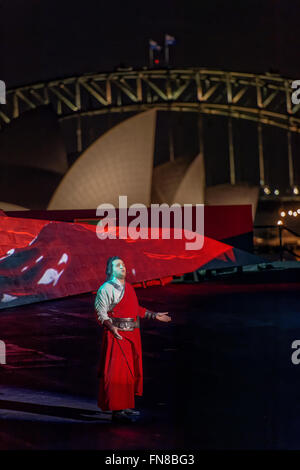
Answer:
top-left (1, 269), bottom-right (300, 450)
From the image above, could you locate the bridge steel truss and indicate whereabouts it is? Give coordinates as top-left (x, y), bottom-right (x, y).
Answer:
top-left (1, 68), bottom-right (300, 189)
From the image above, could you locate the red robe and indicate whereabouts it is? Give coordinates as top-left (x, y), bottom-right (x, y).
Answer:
top-left (97, 281), bottom-right (146, 411)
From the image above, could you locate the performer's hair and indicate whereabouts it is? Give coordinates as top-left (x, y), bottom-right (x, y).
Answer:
top-left (106, 256), bottom-right (122, 280)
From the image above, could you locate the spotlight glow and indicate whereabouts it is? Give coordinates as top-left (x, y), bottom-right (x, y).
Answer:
top-left (280, 211), bottom-right (286, 217)
top-left (277, 220), bottom-right (283, 225)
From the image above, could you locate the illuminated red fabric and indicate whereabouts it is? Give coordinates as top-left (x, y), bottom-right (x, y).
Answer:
top-left (203, 205), bottom-right (253, 240)
top-left (5, 205), bottom-right (253, 241)
top-left (0, 204), bottom-right (257, 310)
top-left (97, 282), bottom-right (146, 411)
top-left (0, 216), bottom-right (236, 309)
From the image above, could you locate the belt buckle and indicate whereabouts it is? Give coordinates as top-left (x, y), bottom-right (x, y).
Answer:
top-left (112, 317), bottom-right (135, 331)
top-left (123, 321), bottom-right (133, 331)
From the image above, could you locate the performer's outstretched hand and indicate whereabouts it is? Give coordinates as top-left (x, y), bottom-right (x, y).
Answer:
top-left (156, 312), bottom-right (171, 322)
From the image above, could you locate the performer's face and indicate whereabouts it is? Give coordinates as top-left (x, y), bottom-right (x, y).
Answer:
top-left (112, 259), bottom-right (126, 280)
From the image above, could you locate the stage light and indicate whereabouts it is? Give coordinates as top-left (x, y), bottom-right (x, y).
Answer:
top-left (154, 59), bottom-right (160, 64)
top-left (274, 189), bottom-right (280, 195)
top-left (293, 211), bottom-right (298, 217)
top-left (293, 187), bottom-right (299, 195)
top-left (264, 186), bottom-right (271, 195)
top-left (297, 209), bottom-right (300, 214)
top-left (277, 220), bottom-right (283, 225)
top-left (288, 210), bottom-right (293, 216)
top-left (280, 211), bottom-right (286, 217)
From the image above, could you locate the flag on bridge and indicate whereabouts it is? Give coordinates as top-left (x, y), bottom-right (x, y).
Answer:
top-left (149, 39), bottom-right (162, 51)
top-left (165, 34), bottom-right (176, 46)
top-left (164, 34), bottom-right (176, 65)
top-left (149, 40), bottom-right (162, 67)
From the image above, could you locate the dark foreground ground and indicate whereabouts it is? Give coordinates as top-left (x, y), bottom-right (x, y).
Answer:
top-left (1, 266), bottom-right (300, 450)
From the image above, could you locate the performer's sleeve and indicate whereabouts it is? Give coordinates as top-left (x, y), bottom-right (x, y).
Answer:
top-left (138, 306), bottom-right (146, 318)
top-left (139, 306), bottom-right (157, 320)
top-left (94, 284), bottom-right (113, 324)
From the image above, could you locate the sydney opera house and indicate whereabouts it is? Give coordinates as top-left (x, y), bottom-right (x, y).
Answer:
top-left (0, 106), bottom-right (260, 220)
top-left (1, 66), bottom-right (300, 268)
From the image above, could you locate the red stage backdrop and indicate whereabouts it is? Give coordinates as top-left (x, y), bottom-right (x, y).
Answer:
top-left (0, 205), bottom-right (260, 309)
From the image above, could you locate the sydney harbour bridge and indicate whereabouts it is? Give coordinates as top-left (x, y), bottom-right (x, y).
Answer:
top-left (1, 67), bottom-right (300, 200)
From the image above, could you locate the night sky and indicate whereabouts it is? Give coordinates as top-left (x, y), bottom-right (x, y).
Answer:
top-left (0, 0), bottom-right (299, 88)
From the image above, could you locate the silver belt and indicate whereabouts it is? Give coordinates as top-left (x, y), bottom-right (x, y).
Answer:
top-left (111, 317), bottom-right (139, 331)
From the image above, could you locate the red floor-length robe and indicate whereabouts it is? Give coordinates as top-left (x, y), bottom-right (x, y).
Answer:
top-left (97, 281), bottom-right (146, 411)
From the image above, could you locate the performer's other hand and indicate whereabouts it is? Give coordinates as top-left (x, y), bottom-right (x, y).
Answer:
top-left (156, 312), bottom-right (171, 322)
top-left (112, 326), bottom-right (123, 340)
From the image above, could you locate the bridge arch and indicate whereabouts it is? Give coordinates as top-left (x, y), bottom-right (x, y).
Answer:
top-left (1, 68), bottom-right (300, 194)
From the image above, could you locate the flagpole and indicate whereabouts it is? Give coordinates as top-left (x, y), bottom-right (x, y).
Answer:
top-left (168, 109), bottom-right (174, 162)
top-left (165, 43), bottom-right (169, 66)
top-left (149, 46), bottom-right (153, 67)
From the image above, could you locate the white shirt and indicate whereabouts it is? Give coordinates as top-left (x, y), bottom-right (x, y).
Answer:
top-left (94, 277), bottom-right (125, 324)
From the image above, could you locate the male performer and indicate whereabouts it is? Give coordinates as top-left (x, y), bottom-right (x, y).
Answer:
top-left (95, 256), bottom-right (171, 422)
